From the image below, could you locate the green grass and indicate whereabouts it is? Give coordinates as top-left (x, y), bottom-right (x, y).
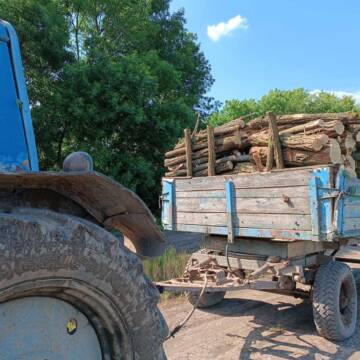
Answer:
top-left (143, 247), bottom-right (190, 282)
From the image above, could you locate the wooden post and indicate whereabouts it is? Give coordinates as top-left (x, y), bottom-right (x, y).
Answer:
top-left (207, 125), bottom-right (215, 176)
top-left (267, 111), bottom-right (284, 169)
top-left (265, 135), bottom-right (274, 171)
top-left (184, 128), bottom-right (193, 176)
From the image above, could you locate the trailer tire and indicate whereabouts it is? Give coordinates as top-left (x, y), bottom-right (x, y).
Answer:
top-left (0, 208), bottom-right (168, 359)
top-left (186, 291), bottom-right (226, 308)
top-left (312, 261), bottom-right (357, 341)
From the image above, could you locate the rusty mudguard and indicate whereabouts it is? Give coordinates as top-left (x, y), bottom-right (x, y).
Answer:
top-left (0, 171), bottom-right (165, 257)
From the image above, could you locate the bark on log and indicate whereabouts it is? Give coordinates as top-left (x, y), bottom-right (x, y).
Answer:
top-left (279, 119), bottom-right (325, 135)
top-left (194, 160), bottom-right (234, 177)
top-left (248, 112), bottom-right (358, 130)
top-left (165, 137), bottom-right (250, 168)
top-left (174, 121), bottom-right (246, 148)
top-left (167, 133), bottom-right (250, 158)
top-left (231, 162), bottom-right (257, 174)
top-left (249, 132), bottom-right (329, 152)
top-left (250, 140), bottom-right (343, 166)
top-left (303, 120), bottom-right (345, 137)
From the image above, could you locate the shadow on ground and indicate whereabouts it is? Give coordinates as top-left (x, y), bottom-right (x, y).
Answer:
top-left (199, 290), bottom-right (360, 360)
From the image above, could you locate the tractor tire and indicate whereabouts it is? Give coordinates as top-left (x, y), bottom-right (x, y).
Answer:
top-left (0, 208), bottom-right (168, 360)
top-left (186, 291), bottom-right (226, 308)
top-left (312, 261), bottom-right (357, 341)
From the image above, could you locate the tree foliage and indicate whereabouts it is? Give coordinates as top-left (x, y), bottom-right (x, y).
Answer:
top-left (0, 0), bottom-right (213, 210)
top-left (209, 88), bottom-right (360, 127)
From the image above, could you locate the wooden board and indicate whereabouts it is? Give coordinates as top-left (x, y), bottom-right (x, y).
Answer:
top-left (174, 168), bottom-right (313, 191)
top-left (176, 212), bottom-right (311, 231)
top-left (176, 223), bottom-right (313, 241)
top-left (175, 197), bottom-right (309, 215)
top-left (176, 186), bottom-right (309, 199)
top-left (203, 236), bottom-right (330, 258)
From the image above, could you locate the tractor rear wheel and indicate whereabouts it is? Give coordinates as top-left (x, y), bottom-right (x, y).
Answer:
top-left (0, 208), bottom-right (167, 360)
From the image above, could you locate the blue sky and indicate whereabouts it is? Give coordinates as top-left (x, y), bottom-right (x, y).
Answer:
top-left (170, 0), bottom-right (360, 104)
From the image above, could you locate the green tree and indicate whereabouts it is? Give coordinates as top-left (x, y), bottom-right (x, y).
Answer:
top-left (0, 0), bottom-right (213, 210)
top-left (209, 88), bottom-right (360, 127)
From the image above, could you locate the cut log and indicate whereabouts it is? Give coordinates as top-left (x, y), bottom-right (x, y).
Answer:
top-left (279, 119), bottom-right (325, 135)
top-left (231, 162), bottom-right (257, 174)
top-left (250, 140), bottom-right (343, 166)
top-left (192, 153), bottom-right (248, 173)
top-left (167, 133), bottom-right (250, 158)
top-left (194, 160), bottom-right (233, 177)
top-left (175, 122), bottom-right (246, 148)
top-left (343, 133), bottom-right (356, 155)
top-left (250, 132), bottom-right (329, 152)
top-left (248, 112), bottom-right (358, 130)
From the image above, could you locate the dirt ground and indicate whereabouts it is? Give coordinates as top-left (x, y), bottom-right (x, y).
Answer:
top-left (160, 283), bottom-right (360, 360)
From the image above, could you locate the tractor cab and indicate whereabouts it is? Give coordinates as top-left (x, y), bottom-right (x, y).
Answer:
top-left (0, 20), bottom-right (38, 172)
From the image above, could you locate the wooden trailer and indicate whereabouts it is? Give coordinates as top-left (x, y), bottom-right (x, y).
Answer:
top-left (158, 165), bottom-right (360, 341)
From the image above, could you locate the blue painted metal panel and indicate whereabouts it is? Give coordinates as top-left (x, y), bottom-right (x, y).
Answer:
top-left (308, 174), bottom-right (320, 239)
top-left (336, 169), bottom-right (360, 238)
top-left (161, 179), bottom-right (175, 230)
top-left (313, 167), bottom-right (333, 241)
top-left (225, 180), bottom-right (235, 243)
top-left (0, 20), bottom-right (39, 172)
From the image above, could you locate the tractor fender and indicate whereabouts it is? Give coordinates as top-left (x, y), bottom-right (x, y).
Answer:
top-left (0, 171), bottom-right (165, 257)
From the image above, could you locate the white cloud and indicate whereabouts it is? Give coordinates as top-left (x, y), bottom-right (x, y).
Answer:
top-left (207, 15), bottom-right (248, 42)
top-left (311, 89), bottom-right (360, 104)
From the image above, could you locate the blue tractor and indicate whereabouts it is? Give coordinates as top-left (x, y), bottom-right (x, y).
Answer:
top-left (0, 20), bottom-right (167, 359)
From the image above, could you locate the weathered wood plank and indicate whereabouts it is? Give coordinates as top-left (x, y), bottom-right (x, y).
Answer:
top-left (335, 245), bottom-right (360, 261)
top-left (175, 197), bottom-right (310, 214)
top-left (175, 168), bottom-right (313, 191)
top-left (204, 236), bottom-right (329, 258)
top-left (175, 224), bottom-right (313, 241)
top-left (176, 212), bottom-right (311, 230)
top-left (175, 186), bottom-right (309, 199)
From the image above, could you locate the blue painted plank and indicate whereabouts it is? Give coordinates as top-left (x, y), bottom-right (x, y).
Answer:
top-left (161, 179), bottom-right (175, 230)
top-left (225, 180), bottom-right (235, 243)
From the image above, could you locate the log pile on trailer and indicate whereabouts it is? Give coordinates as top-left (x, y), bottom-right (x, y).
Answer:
top-left (164, 111), bottom-right (360, 177)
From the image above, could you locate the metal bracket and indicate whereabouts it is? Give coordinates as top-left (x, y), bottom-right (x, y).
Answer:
top-left (225, 180), bottom-right (236, 243)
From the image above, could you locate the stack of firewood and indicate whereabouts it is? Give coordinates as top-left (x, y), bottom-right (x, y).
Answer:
top-left (164, 111), bottom-right (360, 178)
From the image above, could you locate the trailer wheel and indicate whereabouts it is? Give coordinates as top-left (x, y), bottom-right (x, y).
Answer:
top-left (186, 291), bottom-right (226, 308)
top-left (0, 209), bottom-right (167, 359)
top-left (312, 261), bottom-right (357, 341)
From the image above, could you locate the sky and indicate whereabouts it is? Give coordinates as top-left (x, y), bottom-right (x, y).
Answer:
top-left (170, 0), bottom-right (360, 104)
